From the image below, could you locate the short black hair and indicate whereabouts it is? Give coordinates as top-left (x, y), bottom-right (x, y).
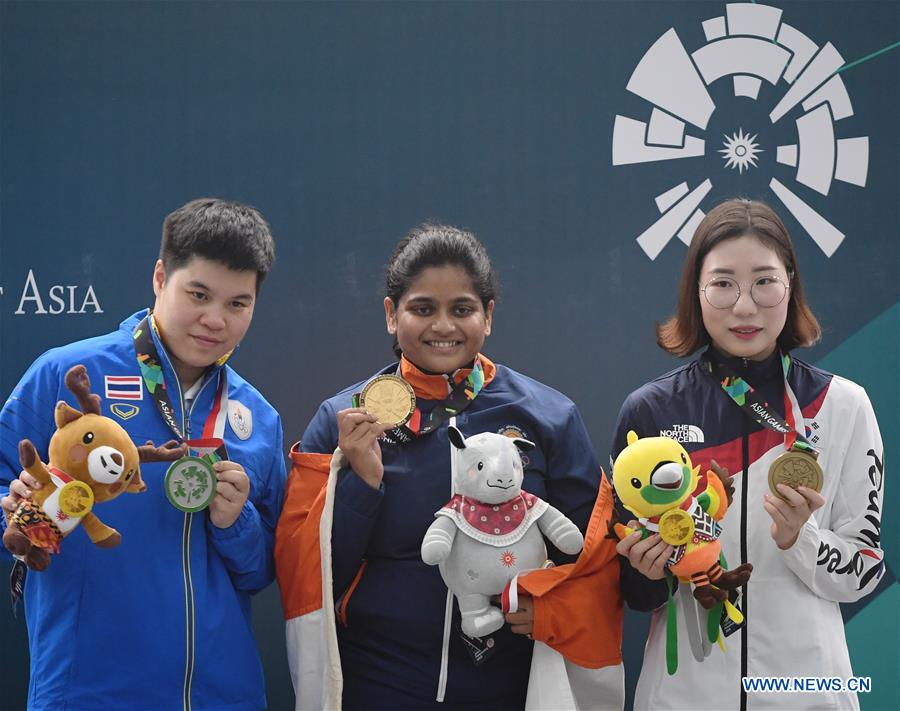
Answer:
top-left (159, 198), bottom-right (275, 289)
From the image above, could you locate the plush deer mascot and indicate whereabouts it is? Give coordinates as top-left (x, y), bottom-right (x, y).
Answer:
top-left (3, 365), bottom-right (185, 570)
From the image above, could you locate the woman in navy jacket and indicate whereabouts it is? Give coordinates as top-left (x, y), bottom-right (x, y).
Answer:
top-left (276, 224), bottom-right (660, 710)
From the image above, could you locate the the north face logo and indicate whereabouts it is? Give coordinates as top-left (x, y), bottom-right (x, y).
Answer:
top-left (659, 424), bottom-right (705, 443)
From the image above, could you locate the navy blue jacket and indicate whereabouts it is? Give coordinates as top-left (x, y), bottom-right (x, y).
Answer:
top-left (301, 358), bottom-right (662, 709)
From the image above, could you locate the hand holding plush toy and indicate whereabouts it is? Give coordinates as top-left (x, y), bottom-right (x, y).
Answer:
top-left (611, 431), bottom-right (751, 607)
top-left (610, 431), bottom-right (752, 672)
top-left (2, 365), bottom-right (185, 570)
top-left (421, 426), bottom-right (583, 638)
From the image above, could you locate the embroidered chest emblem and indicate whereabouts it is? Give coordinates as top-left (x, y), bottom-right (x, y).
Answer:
top-left (104, 375), bottom-right (143, 401)
top-left (110, 403), bottom-right (140, 421)
top-left (228, 400), bottom-right (253, 440)
top-left (806, 419), bottom-right (822, 445)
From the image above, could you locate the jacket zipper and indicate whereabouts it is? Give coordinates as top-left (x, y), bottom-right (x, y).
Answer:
top-left (155, 335), bottom-right (218, 711)
top-left (180, 375), bottom-right (218, 711)
top-left (740, 416), bottom-right (749, 711)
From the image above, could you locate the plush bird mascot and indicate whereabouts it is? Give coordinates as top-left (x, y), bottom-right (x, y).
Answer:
top-left (611, 431), bottom-right (752, 673)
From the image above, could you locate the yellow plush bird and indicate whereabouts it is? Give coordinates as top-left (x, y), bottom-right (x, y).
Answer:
top-left (611, 431), bottom-right (753, 673)
top-left (612, 430), bottom-right (752, 607)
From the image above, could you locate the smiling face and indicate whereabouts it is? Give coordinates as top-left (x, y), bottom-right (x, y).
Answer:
top-left (384, 265), bottom-right (494, 374)
top-left (152, 256), bottom-right (257, 386)
top-left (698, 235), bottom-right (790, 361)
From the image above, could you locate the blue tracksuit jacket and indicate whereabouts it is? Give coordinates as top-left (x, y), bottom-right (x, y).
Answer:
top-left (0, 310), bottom-right (286, 711)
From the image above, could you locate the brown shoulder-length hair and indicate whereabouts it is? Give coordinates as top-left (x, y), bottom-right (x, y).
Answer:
top-left (656, 198), bottom-right (821, 357)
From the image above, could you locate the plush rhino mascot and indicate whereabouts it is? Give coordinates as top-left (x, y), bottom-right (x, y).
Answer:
top-left (421, 426), bottom-right (583, 637)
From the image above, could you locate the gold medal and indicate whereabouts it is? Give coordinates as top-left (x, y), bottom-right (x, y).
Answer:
top-left (769, 449), bottom-right (823, 500)
top-left (359, 375), bottom-right (416, 427)
top-left (658, 508), bottom-right (694, 546)
top-left (58, 480), bottom-right (94, 518)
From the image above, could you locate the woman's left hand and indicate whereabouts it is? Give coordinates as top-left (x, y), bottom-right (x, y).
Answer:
top-left (763, 484), bottom-right (825, 550)
top-left (504, 592), bottom-right (535, 637)
top-left (491, 592), bottom-right (535, 637)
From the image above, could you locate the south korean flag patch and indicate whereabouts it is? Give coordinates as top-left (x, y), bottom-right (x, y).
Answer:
top-left (228, 400), bottom-right (253, 440)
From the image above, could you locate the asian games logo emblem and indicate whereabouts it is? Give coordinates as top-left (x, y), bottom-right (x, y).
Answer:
top-left (612, 2), bottom-right (870, 260)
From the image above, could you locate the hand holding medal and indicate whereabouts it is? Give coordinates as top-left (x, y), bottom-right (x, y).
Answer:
top-left (208, 460), bottom-right (251, 529)
top-left (336, 375), bottom-right (416, 489)
top-left (763, 484), bottom-right (825, 550)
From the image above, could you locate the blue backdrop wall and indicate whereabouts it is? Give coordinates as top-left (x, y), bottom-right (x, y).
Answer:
top-left (1, 1), bottom-right (897, 709)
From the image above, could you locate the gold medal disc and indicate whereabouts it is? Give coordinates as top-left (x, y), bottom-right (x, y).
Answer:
top-left (768, 450), bottom-right (824, 500)
top-left (58, 480), bottom-right (94, 518)
top-left (658, 508), bottom-right (694, 546)
top-left (359, 375), bottom-right (416, 427)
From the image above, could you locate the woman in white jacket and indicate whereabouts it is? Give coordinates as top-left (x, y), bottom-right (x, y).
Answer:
top-left (613, 199), bottom-right (885, 710)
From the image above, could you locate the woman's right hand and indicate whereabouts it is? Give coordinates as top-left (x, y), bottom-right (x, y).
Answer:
top-left (616, 520), bottom-right (672, 581)
top-left (336, 408), bottom-right (392, 489)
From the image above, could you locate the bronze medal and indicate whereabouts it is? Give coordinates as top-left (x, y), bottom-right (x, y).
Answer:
top-left (768, 449), bottom-right (824, 500)
top-left (359, 375), bottom-right (416, 427)
top-left (658, 508), bottom-right (694, 546)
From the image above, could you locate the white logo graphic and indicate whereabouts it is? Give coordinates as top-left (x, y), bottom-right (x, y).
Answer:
top-left (613, 2), bottom-right (868, 260)
top-left (228, 400), bottom-right (253, 440)
top-left (720, 128), bottom-right (763, 173)
top-left (659, 424), bottom-right (705, 443)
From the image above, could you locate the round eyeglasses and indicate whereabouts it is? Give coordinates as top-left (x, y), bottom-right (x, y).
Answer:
top-left (700, 275), bottom-right (790, 309)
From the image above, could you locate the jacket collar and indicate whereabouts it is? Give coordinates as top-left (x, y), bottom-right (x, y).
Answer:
top-left (705, 346), bottom-right (783, 384)
top-left (123, 309), bottom-right (225, 400)
top-left (398, 353), bottom-right (496, 400)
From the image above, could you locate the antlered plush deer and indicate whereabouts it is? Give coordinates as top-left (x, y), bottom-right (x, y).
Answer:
top-left (3, 365), bottom-right (185, 570)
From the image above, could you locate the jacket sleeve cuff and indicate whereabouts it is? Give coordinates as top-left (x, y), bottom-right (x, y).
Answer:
top-left (336, 467), bottom-right (383, 519)
top-left (208, 500), bottom-right (262, 541)
top-left (778, 515), bottom-right (820, 571)
top-left (619, 555), bottom-right (671, 611)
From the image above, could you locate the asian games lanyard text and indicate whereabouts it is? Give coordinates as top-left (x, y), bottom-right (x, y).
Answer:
top-left (382, 356), bottom-right (485, 444)
top-left (702, 351), bottom-right (816, 456)
top-left (133, 313), bottom-right (230, 462)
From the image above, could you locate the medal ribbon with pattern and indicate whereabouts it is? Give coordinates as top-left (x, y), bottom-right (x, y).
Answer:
top-left (357, 356), bottom-right (486, 445)
top-left (133, 313), bottom-right (230, 511)
top-left (702, 351), bottom-right (816, 457)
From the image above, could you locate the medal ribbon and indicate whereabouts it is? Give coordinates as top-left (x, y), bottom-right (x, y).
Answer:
top-left (702, 352), bottom-right (816, 456)
top-left (376, 356), bottom-right (486, 444)
top-left (133, 313), bottom-right (229, 460)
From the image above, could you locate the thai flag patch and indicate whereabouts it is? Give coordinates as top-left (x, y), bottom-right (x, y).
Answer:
top-left (104, 375), bottom-right (143, 401)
